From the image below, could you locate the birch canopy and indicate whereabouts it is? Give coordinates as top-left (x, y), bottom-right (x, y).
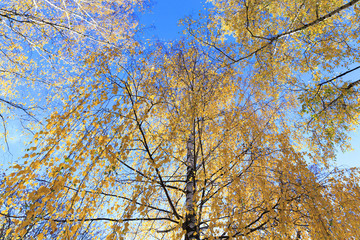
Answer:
top-left (1, 0), bottom-right (360, 239)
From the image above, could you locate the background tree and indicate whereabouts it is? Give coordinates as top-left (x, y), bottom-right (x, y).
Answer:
top-left (1, 0), bottom-right (360, 239)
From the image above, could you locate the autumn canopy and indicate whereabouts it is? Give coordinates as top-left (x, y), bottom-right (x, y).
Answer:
top-left (1, 0), bottom-right (360, 239)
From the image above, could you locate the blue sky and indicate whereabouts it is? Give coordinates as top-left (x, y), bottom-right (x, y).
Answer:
top-left (139, 0), bottom-right (208, 40)
top-left (339, 131), bottom-right (360, 168)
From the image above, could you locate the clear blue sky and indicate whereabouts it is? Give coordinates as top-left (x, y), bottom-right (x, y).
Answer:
top-left (139, 0), bottom-right (208, 40)
top-left (339, 131), bottom-right (360, 168)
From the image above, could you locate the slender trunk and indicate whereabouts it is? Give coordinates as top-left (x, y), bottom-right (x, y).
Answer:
top-left (184, 132), bottom-right (199, 240)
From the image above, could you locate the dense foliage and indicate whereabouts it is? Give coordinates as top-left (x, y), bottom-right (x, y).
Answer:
top-left (1, 0), bottom-right (360, 239)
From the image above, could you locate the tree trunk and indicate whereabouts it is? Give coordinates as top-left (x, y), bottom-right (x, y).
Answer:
top-left (184, 133), bottom-right (199, 240)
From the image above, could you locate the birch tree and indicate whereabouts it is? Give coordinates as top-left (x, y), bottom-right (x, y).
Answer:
top-left (1, 0), bottom-right (360, 239)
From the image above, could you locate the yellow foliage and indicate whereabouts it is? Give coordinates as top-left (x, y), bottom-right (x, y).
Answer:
top-left (1, 0), bottom-right (360, 239)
